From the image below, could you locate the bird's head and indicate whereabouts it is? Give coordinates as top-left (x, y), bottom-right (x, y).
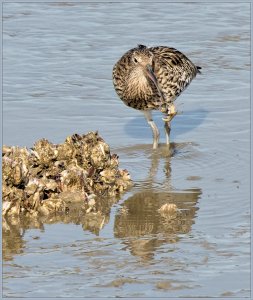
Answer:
top-left (129, 45), bottom-right (164, 100)
top-left (131, 45), bottom-right (154, 76)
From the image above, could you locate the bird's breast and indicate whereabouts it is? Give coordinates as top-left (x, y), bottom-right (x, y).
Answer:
top-left (123, 74), bottom-right (158, 108)
top-left (113, 65), bottom-right (161, 110)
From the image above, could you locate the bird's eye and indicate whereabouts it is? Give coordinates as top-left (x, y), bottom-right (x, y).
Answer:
top-left (133, 57), bottom-right (138, 63)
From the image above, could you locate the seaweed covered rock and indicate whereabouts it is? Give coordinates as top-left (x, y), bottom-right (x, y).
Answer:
top-left (2, 132), bottom-right (132, 217)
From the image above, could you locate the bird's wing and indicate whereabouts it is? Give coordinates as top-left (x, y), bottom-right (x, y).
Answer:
top-left (150, 46), bottom-right (198, 75)
top-left (149, 46), bottom-right (199, 101)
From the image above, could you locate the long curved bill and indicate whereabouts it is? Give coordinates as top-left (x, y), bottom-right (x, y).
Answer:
top-left (146, 64), bottom-right (165, 102)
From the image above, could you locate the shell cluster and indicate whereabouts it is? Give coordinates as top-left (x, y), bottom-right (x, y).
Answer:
top-left (2, 132), bottom-right (132, 217)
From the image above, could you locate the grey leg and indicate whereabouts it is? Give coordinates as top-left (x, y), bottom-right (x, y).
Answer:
top-left (163, 104), bottom-right (177, 146)
top-left (164, 121), bottom-right (171, 145)
top-left (143, 110), bottom-right (160, 149)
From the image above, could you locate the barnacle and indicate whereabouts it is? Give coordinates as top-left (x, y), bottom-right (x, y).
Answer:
top-left (2, 132), bottom-right (132, 217)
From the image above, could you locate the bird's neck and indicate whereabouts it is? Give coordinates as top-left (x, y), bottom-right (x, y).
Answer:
top-left (126, 67), bottom-right (151, 98)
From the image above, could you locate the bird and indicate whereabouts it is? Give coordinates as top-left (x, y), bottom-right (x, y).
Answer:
top-left (112, 44), bottom-right (201, 149)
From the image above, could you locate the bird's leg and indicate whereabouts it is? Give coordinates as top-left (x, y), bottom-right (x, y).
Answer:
top-left (143, 110), bottom-right (160, 149)
top-left (162, 103), bottom-right (177, 146)
top-left (164, 121), bottom-right (171, 145)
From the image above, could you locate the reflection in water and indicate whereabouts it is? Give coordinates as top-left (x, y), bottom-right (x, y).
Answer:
top-left (2, 217), bottom-right (26, 261)
top-left (2, 143), bottom-right (201, 262)
top-left (114, 143), bottom-right (201, 260)
top-left (114, 189), bottom-right (200, 260)
top-left (2, 196), bottom-right (119, 261)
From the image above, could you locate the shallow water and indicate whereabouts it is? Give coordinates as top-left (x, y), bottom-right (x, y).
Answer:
top-left (2, 2), bottom-right (250, 298)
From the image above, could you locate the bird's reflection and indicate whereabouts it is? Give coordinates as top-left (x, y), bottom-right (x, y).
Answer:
top-left (113, 142), bottom-right (201, 261)
top-left (114, 189), bottom-right (200, 260)
top-left (2, 142), bottom-right (201, 262)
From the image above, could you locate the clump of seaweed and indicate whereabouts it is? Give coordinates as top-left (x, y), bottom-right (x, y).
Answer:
top-left (2, 132), bottom-right (132, 217)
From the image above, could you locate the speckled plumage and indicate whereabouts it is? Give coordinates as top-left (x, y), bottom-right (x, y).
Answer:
top-left (112, 44), bottom-right (201, 148)
top-left (112, 44), bottom-right (200, 113)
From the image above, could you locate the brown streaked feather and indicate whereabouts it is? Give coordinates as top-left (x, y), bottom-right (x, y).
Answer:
top-left (112, 44), bottom-right (200, 111)
top-left (150, 46), bottom-right (199, 102)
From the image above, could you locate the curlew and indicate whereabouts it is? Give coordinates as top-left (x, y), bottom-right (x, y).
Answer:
top-left (112, 44), bottom-right (201, 149)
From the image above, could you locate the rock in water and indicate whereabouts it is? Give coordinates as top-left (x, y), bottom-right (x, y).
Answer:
top-left (2, 132), bottom-right (132, 217)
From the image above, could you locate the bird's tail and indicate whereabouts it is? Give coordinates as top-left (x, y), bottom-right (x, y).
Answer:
top-left (196, 66), bottom-right (202, 74)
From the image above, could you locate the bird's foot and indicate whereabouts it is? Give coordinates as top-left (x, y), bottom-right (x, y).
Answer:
top-left (162, 104), bottom-right (177, 122)
top-left (159, 104), bottom-right (167, 113)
